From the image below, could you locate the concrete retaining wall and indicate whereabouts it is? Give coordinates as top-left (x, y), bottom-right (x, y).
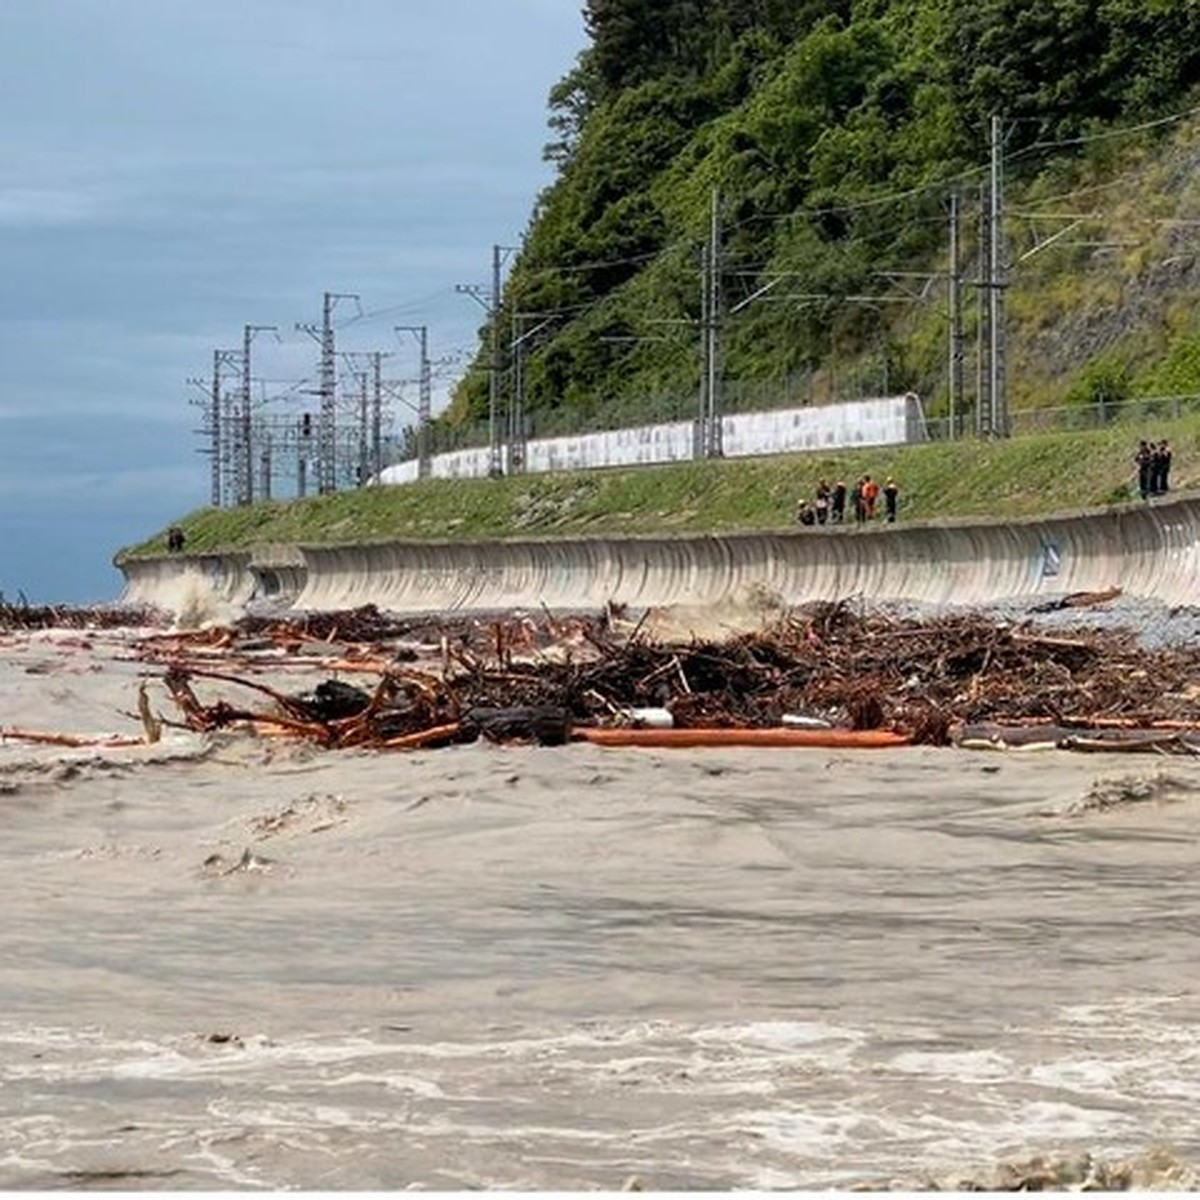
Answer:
top-left (118, 551), bottom-right (258, 610)
top-left (117, 496), bottom-right (1200, 617)
top-left (380, 394), bottom-right (925, 485)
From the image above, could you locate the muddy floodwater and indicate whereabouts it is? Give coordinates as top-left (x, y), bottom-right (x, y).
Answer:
top-left (2, 627), bottom-right (1200, 1190)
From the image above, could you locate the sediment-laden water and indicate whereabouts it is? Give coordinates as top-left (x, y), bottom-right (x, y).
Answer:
top-left (2, 627), bottom-right (1199, 1190)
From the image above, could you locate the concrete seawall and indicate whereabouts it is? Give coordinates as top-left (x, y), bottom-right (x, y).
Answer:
top-left (116, 496), bottom-right (1200, 618)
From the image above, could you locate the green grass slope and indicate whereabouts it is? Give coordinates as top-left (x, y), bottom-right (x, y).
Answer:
top-left (118, 413), bottom-right (1200, 561)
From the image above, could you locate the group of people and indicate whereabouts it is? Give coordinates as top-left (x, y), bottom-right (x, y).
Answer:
top-left (795, 474), bottom-right (899, 527)
top-left (1135, 439), bottom-right (1172, 500)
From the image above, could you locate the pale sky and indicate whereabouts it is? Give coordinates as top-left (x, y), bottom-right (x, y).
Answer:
top-left (0, 0), bottom-right (588, 603)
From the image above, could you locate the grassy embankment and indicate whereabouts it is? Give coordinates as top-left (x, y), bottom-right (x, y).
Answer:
top-left (118, 412), bottom-right (1200, 560)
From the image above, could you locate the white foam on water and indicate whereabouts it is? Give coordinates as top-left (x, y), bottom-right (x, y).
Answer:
top-left (163, 571), bottom-right (246, 631)
top-left (108, 1033), bottom-right (433, 1083)
top-left (206, 1097), bottom-right (404, 1134)
top-left (693, 1018), bottom-right (868, 1051)
top-left (5, 997), bottom-right (1200, 1191)
top-left (955, 1099), bottom-right (1132, 1142)
top-left (1058, 992), bottom-right (1194, 1029)
top-left (886, 1047), bottom-right (1013, 1081)
top-left (186, 1139), bottom-right (279, 1191)
top-left (1029, 1056), bottom-right (1135, 1092)
top-left (736, 1107), bottom-right (865, 1156)
top-left (324, 1069), bottom-right (446, 1099)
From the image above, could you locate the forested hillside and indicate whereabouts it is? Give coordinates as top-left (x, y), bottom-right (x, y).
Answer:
top-left (445, 0), bottom-right (1200, 441)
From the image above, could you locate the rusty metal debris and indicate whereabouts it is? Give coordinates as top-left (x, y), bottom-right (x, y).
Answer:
top-left (115, 601), bottom-right (1200, 753)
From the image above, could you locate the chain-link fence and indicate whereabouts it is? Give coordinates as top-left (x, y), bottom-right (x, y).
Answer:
top-left (922, 394), bottom-right (1200, 441)
top-left (388, 387), bottom-right (1200, 470)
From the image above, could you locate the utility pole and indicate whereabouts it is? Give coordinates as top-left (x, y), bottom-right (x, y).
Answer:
top-left (296, 291), bottom-right (358, 494)
top-left (371, 350), bottom-right (385, 483)
top-left (989, 113), bottom-right (1008, 437)
top-left (259, 439), bottom-right (272, 501)
top-left (707, 187), bottom-right (723, 457)
top-left (210, 350), bottom-right (224, 506)
top-left (355, 370), bottom-right (369, 485)
top-left (207, 347), bottom-right (240, 507)
top-left (319, 293), bottom-right (336, 493)
top-left (240, 324), bottom-right (277, 505)
top-left (948, 190), bottom-right (965, 439)
top-left (395, 325), bottom-right (431, 478)
top-left (187, 359), bottom-right (228, 507)
top-left (697, 188), bottom-right (723, 459)
top-left (508, 313), bottom-right (556, 474)
top-left (297, 413), bottom-right (309, 499)
top-left (457, 244), bottom-right (516, 478)
top-left (976, 182), bottom-right (992, 438)
top-left (489, 244), bottom-right (505, 476)
top-left (510, 309), bottom-right (522, 471)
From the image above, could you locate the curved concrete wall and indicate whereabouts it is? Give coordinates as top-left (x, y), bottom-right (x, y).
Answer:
top-left (117, 496), bottom-right (1200, 617)
top-left (118, 551), bottom-right (258, 610)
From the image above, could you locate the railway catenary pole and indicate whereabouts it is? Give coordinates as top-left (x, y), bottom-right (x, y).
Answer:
top-left (210, 350), bottom-right (223, 506)
top-left (356, 370), bottom-right (370, 485)
top-left (948, 190), bottom-right (965, 440)
top-left (319, 294), bottom-right (336, 492)
top-left (457, 246), bottom-right (515, 477)
top-left (490, 244), bottom-right (504, 476)
top-left (210, 347), bottom-right (241, 507)
top-left (240, 324), bottom-right (277, 505)
top-left (705, 186), bottom-right (723, 458)
top-left (976, 182), bottom-right (991, 438)
top-left (989, 113), bottom-right (1008, 437)
top-left (259, 439), bottom-right (272, 501)
top-left (696, 188), bottom-right (724, 459)
top-left (371, 350), bottom-right (385, 483)
top-left (394, 325), bottom-right (431, 478)
top-left (296, 292), bottom-right (358, 494)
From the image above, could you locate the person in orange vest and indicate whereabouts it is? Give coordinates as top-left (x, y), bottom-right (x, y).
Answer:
top-left (861, 475), bottom-right (880, 519)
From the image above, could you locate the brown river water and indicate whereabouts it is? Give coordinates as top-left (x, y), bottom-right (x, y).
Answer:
top-left (2, 626), bottom-right (1200, 1190)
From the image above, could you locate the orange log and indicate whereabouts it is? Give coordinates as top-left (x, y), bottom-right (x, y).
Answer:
top-left (377, 721), bottom-right (463, 750)
top-left (572, 726), bottom-right (912, 749)
top-left (0, 727), bottom-right (145, 748)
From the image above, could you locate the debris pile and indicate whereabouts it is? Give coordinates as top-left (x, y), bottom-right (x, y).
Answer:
top-left (127, 600), bottom-right (1200, 753)
top-left (0, 598), bottom-right (157, 631)
top-left (917, 1146), bottom-right (1200, 1191)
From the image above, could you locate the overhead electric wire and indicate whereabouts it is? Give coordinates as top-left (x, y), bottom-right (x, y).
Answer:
top-left (1007, 100), bottom-right (1200, 162)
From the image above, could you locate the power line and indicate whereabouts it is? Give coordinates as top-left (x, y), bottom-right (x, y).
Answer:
top-left (1009, 101), bottom-right (1200, 160)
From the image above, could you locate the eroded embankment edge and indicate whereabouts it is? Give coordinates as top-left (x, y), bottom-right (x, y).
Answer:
top-left (114, 497), bottom-right (1200, 616)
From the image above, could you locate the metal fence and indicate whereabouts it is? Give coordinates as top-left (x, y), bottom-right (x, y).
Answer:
top-left (395, 363), bottom-right (897, 463)
top-left (390, 388), bottom-right (1200, 469)
top-left (921, 394), bottom-right (1200, 442)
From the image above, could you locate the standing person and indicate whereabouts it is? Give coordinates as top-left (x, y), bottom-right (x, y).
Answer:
top-left (167, 526), bottom-right (185, 552)
top-left (862, 474), bottom-right (880, 520)
top-left (851, 477), bottom-right (866, 523)
top-left (814, 479), bottom-right (831, 525)
top-left (883, 477), bottom-right (899, 523)
top-left (831, 479), bottom-right (847, 524)
top-left (1135, 439), bottom-right (1153, 500)
top-left (1158, 439), bottom-right (1173, 494)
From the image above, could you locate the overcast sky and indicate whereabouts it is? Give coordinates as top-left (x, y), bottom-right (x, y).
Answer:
top-left (0, 0), bottom-right (587, 604)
